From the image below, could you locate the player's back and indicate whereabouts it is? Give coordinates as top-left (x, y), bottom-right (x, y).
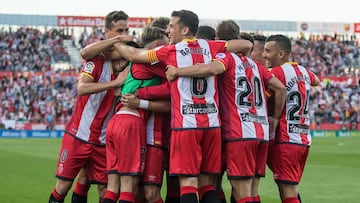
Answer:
top-left (162, 39), bottom-right (227, 129)
top-left (271, 62), bottom-right (313, 145)
top-left (218, 53), bottom-right (270, 141)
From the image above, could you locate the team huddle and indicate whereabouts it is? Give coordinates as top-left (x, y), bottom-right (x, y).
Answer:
top-left (48, 9), bottom-right (320, 203)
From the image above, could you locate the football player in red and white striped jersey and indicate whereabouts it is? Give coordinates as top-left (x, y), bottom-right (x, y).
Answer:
top-left (48, 10), bottom-right (132, 203)
top-left (264, 34), bottom-right (320, 203)
top-left (114, 10), bottom-right (253, 203)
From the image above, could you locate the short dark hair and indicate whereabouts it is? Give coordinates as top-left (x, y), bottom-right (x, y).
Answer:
top-left (171, 10), bottom-right (199, 36)
top-left (141, 26), bottom-right (167, 47)
top-left (196, 25), bottom-right (216, 40)
top-left (216, 20), bottom-right (240, 41)
top-left (253, 34), bottom-right (266, 42)
top-left (150, 17), bottom-right (170, 31)
top-left (105, 11), bottom-right (129, 30)
top-left (239, 32), bottom-right (254, 45)
top-left (265, 34), bottom-right (292, 54)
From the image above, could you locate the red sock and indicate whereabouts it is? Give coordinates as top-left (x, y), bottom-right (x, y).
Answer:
top-left (252, 195), bottom-right (261, 202)
top-left (198, 185), bottom-right (215, 199)
top-left (51, 189), bottom-right (65, 201)
top-left (218, 189), bottom-right (226, 200)
top-left (237, 197), bottom-right (253, 203)
top-left (283, 197), bottom-right (300, 203)
top-left (73, 182), bottom-right (90, 196)
top-left (180, 186), bottom-right (197, 196)
top-left (120, 192), bottom-right (136, 203)
top-left (104, 190), bottom-right (119, 202)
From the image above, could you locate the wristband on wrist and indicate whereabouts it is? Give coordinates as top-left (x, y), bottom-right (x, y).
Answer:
top-left (139, 99), bottom-right (149, 109)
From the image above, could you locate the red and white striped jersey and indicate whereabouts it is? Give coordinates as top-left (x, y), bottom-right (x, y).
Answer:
top-left (65, 58), bottom-right (116, 145)
top-left (150, 38), bottom-right (227, 129)
top-left (271, 62), bottom-right (317, 146)
top-left (216, 52), bottom-right (273, 141)
top-left (145, 111), bottom-right (171, 148)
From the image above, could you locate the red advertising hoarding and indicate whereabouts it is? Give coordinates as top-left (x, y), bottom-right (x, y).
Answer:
top-left (57, 16), bottom-right (150, 28)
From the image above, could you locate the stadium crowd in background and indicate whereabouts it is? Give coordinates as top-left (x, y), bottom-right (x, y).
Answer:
top-left (0, 22), bottom-right (360, 131)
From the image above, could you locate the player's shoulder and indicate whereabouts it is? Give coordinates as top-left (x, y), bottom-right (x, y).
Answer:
top-left (86, 56), bottom-right (105, 63)
top-left (132, 62), bottom-right (149, 68)
top-left (82, 57), bottom-right (106, 75)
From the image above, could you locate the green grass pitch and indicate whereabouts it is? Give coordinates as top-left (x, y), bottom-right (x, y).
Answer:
top-left (0, 136), bottom-right (359, 203)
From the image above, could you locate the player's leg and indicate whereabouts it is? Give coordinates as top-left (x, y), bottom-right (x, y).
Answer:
top-left (102, 116), bottom-right (120, 203)
top-left (119, 175), bottom-right (141, 203)
top-left (71, 167), bottom-right (90, 203)
top-left (251, 177), bottom-right (261, 203)
top-left (102, 173), bottom-right (120, 203)
top-left (143, 146), bottom-right (166, 203)
top-left (213, 173), bottom-right (226, 203)
top-left (170, 130), bottom-right (200, 203)
top-left (251, 141), bottom-right (269, 203)
top-left (164, 137), bottom-right (180, 203)
top-left (198, 128), bottom-right (222, 203)
top-left (164, 174), bottom-right (180, 203)
top-left (97, 184), bottom-right (107, 203)
top-left (278, 184), bottom-right (299, 203)
top-left (49, 179), bottom-right (74, 203)
top-left (198, 174), bottom-right (220, 203)
top-left (226, 140), bottom-right (260, 203)
top-left (274, 144), bottom-right (309, 203)
top-left (117, 113), bottom-right (146, 203)
top-left (144, 185), bottom-right (163, 203)
top-left (178, 176), bottom-right (199, 203)
top-left (49, 134), bottom-right (86, 203)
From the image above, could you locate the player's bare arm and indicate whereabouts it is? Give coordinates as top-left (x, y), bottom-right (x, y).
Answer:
top-left (80, 35), bottom-right (135, 60)
top-left (266, 76), bottom-right (286, 132)
top-left (165, 60), bottom-right (225, 81)
top-left (114, 42), bottom-right (149, 63)
top-left (226, 39), bottom-right (253, 55)
top-left (121, 94), bottom-right (170, 112)
top-left (78, 68), bottom-right (129, 96)
top-left (311, 72), bottom-right (321, 86)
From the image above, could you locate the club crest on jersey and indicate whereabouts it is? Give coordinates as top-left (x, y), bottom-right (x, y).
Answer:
top-left (84, 62), bottom-right (95, 74)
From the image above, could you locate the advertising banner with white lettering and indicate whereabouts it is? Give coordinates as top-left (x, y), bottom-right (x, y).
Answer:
top-left (57, 16), bottom-right (150, 28)
top-left (0, 130), bottom-right (63, 138)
